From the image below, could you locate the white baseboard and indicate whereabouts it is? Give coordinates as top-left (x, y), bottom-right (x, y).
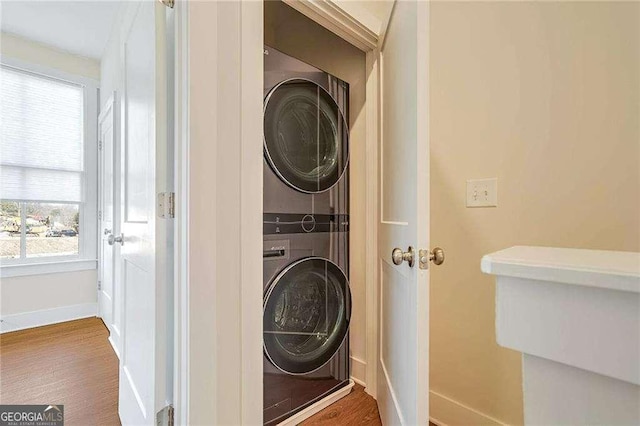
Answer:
top-left (350, 355), bottom-right (367, 387)
top-left (351, 375), bottom-right (366, 387)
top-left (278, 379), bottom-right (355, 426)
top-left (0, 303), bottom-right (97, 334)
top-left (430, 390), bottom-right (505, 426)
top-left (108, 335), bottom-right (121, 360)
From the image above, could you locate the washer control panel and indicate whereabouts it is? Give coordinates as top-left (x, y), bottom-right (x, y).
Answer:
top-left (263, 239), bottom-right (290, 260)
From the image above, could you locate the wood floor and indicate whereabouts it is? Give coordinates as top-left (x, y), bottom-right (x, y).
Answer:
top-left (301, 384), bottom-right (382, 425)
top-left (0, 317), bottom-right (120, 425)
top-left (1, 318), bottom-right (434, 426)
top-left (301, 385), bottom-right (437, 426)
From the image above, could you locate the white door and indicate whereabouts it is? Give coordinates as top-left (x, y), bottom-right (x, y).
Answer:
top-left (98, 94), bottom-right (121, 356)
top-left (377, 1), bottom-right (431, 424)
top-left (117, 2), bottom-right (171, 424)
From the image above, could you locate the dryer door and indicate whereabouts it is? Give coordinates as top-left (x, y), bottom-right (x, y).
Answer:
top-left (263, 257), bottom-right (351, 375)
top-left (264, 79), bottom-right (349, 194)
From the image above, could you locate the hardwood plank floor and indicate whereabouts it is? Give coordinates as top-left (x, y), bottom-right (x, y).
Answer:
top-left (301, 384), bottom-right (382, 426)
top-left (1, 319), bottom-right (434, 426)
top-left (301, 384), bottom-right (437, 426)
top-left (0, 317), bottom-right (120, 426)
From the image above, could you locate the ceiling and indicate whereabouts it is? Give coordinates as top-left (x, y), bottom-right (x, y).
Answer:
top-left (1, 1), bottom-right (122, 60)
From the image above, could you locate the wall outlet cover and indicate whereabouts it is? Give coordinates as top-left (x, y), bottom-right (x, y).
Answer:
top-left (466, 178), bottom-right (498, 207)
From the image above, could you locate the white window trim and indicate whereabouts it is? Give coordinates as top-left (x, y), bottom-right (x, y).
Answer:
top-left (0, 55), bottom-right (98, 278)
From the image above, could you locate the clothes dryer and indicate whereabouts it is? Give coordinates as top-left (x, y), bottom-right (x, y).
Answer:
top-left (263, 46), bottom-right (349, 216)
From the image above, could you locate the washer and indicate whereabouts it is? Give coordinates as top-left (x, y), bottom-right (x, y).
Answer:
top-left (263, 46), bottom-right (351, 425)
top-left (263, 226), bottom-right (350, 425)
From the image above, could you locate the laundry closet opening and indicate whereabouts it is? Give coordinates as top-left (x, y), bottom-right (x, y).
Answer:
top-left (263, 1), bottom-right (368, 424)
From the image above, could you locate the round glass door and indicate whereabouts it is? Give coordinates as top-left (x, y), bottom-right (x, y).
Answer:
top-left (264, 79), bottom-right (349, 193)
top-left (263, 257), bottom-right (351, 375)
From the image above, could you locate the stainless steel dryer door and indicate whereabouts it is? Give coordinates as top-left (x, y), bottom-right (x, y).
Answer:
top-left (264, 79), bottom-right (349, 194)
top-left (263, 257), bottom-right (351, 375)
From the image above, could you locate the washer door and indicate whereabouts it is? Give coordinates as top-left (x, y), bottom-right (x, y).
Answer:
top-left (263, 257), bottom-right (351, 375)
top-left (264, 79), bottom-right (349, 194)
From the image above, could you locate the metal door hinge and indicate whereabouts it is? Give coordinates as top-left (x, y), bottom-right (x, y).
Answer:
top-left (98, 140), bottom-right (103, 150)
top-left (157, 192), bottom-right (175, 219)
top-left (98, 210), bottom-right (102, 221)
top-left (156, 405), bottom-right (174, 426)
top-left (158, 0), bottom-right (174, 8)
top-left (98, 281), bottom-right (102, 290)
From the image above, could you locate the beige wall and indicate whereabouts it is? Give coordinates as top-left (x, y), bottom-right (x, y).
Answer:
top-left (0, 32), bottom-right (100, 80)
top-left (100, 30), bottom-right (119, 113)
top-left (0, 33), bottom-right (99, 322)
top-left (264, 0), bottom-right (369, 384)
top-left (430, 2), bottom-right (640, 424)
top-left (1, 270), bottom-right (97, 316)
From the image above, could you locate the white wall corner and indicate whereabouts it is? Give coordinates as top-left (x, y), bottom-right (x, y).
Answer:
top-left (0, 302), bottom-right (97, 334)
top-left (350, 355), bottom-right (367, 387)
top-left (429, 390), bottom-right (506, 426)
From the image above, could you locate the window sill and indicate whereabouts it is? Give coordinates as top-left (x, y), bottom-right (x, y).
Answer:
top-left (0, 259), bottom-right (97, 278)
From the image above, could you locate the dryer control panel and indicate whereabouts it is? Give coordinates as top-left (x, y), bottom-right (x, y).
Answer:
top-left (263, 213), bottom-right (349, 235)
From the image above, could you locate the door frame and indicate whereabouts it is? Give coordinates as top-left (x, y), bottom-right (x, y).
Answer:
top-left (172, 0), bottom-right (189, 423)
top-left (172, 0), bottom-right (429, 422)
top-left (172, 1), bottom-right (264, 424)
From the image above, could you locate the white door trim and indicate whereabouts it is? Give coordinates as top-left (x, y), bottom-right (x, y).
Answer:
top-left (239, 1), bottom-right (265, 422)
top-left (173, 1), bottom-right (263, 424)
top-left (281, 0), bottom-right (378, 51)
top-left (172, 0), bottom-right (190, 424)
top-left (364, 47), bottom-right (380, 399)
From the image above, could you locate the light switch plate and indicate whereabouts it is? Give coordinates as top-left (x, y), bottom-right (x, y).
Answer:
top-left (466, 178), bottom-right (498, 207)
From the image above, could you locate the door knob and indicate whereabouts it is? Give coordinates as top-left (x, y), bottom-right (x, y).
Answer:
top-left (430, 247), bottom-right (445, 265)
top-left (392, 246), bottom-right (414, 267)
top-left (418, 247), bottom-right (445, 269)
top-left (108, 233), bottom-right (124, 246)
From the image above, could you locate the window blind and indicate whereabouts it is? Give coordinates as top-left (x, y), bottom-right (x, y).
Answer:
top-left (0, 65), bottom-right (84, 203)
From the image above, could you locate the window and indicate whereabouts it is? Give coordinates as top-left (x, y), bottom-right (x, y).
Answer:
top-left (0, 202), bottom-right (80, 259)
top-left (0, 61), bottom-right (97, 275)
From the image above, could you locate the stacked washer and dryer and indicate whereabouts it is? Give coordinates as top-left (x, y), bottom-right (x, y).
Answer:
top-left (262, 46), bottom-right (352, 425)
